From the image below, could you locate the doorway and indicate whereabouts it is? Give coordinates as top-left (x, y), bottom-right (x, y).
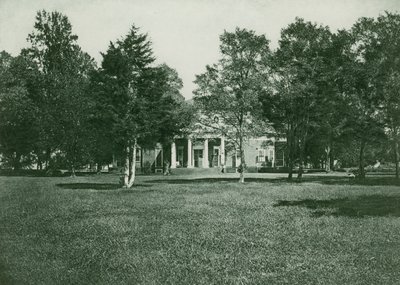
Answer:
top-left (194, 149), bottom-right (203, 168)
top-left (212, 147), bottom-right (219, 167)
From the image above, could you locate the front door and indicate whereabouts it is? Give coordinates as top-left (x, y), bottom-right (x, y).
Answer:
top-left (194, 149), bottom-right (203, 168)
top-left (212, 147), bottom-right (219, 167)
top-left (177, 146), bottom-right (184, 167)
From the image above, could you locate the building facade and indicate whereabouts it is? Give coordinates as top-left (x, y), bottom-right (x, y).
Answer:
top-left (169, 136), bottom-right (286, 170)
top-left (131, 135), bottom-right (287, 173)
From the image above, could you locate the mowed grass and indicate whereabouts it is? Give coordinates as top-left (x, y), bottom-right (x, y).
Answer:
top-left (1, 173), bottom-right (400, 284)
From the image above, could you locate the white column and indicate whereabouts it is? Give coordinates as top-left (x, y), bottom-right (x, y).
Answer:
top-left (187, 138), bottom-right (193, 168)
top-left (171, 142), bottom-right (176, 168)
top-left (203, 138), bottom-right (209, 168)
top-left (220, 135), bottom-right (225, 167)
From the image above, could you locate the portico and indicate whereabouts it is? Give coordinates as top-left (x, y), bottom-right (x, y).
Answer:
top-left (170, 137), bottom-right (225, 169)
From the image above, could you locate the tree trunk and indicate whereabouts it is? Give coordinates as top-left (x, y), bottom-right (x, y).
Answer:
top-left (287, 126), bottom-right (294, 180)
top-left (12, 152), bottom-right (22, 171)
top-left (123, 145), bottom-right (130, 187)
top-left (127, 141), bottom-right (137, 187)
top-left (394, 141), bottom-right (399, 179)
top-left (297, 122), bottom-right (309, 181)
top-left (325, 145), bottom-right (331, 173)
top-left (359, 140), bottom-right (366, 179)
top-left (239, 136), bottom-right (245, 183)
top-left (123, 139), bottom-right (137, 188)
top-left (45, 148), bottom-right (51, 170)
top-left (297, 161), bottom-right (303, 181)
top-left (329, 147), bottom-right (334, 170)
top-left (297, 139), bottom-right (305, 181)
top-left (70, 165), bottom-right (76, 177)
top-left (96, 162), bottom-right (102, 174)
top-left (37, 155), bottom-right (42, 170)
top-left (288, 160), bottom-right (293, 180)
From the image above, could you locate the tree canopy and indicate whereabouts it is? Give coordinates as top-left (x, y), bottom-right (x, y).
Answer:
top-left (194, 28), bottom-right (271, 182)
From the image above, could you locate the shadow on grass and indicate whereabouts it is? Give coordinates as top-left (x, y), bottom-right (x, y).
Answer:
top-left (0, 169), bottom-right (106, 177)
top-left (56, 183), bottom-right (121, 190)
top-left (318, 177), bottom-right (400, 186)
top-left (148, 177), bottom-right (292, 184)
top-left (274, 195), bottom-right (400, 217)
top-left (148, 176), bottom-right (400, 186)
top-left (56, 183), bottom-right (154, 190)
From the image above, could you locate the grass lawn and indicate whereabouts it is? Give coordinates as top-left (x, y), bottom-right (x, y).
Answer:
top-left (1, 173), bottom-right (400, 284)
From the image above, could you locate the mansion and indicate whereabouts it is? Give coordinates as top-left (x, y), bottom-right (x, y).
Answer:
top-left (110, 109), bottom-right (288, 174)
top-left (131, 135), bottom-right (287, 174)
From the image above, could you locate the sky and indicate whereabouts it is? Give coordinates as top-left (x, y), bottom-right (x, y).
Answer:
top-left (1, 0), bottom-right (400, 99)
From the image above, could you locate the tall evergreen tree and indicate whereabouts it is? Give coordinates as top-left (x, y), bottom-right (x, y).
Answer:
top-left (94, 25), bottom-right (190, 187)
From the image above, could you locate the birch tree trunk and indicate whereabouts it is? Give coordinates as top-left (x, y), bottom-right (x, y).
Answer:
top-left (127, 140), bottom-right (137, 188)
top-left (123, 145), bottom-right (130, 187)
top-left (123, 139), bottom-right (137, 188)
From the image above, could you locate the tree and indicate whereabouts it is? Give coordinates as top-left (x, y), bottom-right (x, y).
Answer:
top-left (23, 10), bottom-right (96, 174)
top-left (0, 51), bottom-right (41, 169)
top-left (158, 63), bottom-right (185, 103)
top-left (94, 25), bottom-right (190, 187)
top-left (262, 18), bottom-right (333, 180)
top-left (0, 86), bottom-right (39, 169)
top-left (338, 16), bottom-right (387, 178)
top-left (371, 12), bottom-right (400, 178)
top-left (312, 30), bottom-right (353, 172)
top-left (0, 51), bottom-right (13, 89)
top-left (383, 72), bottom-right (400, 178)
top-left (86, 69), bottom-right (117, 170)
top-left (194, 28), bottom-right (271, 183)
